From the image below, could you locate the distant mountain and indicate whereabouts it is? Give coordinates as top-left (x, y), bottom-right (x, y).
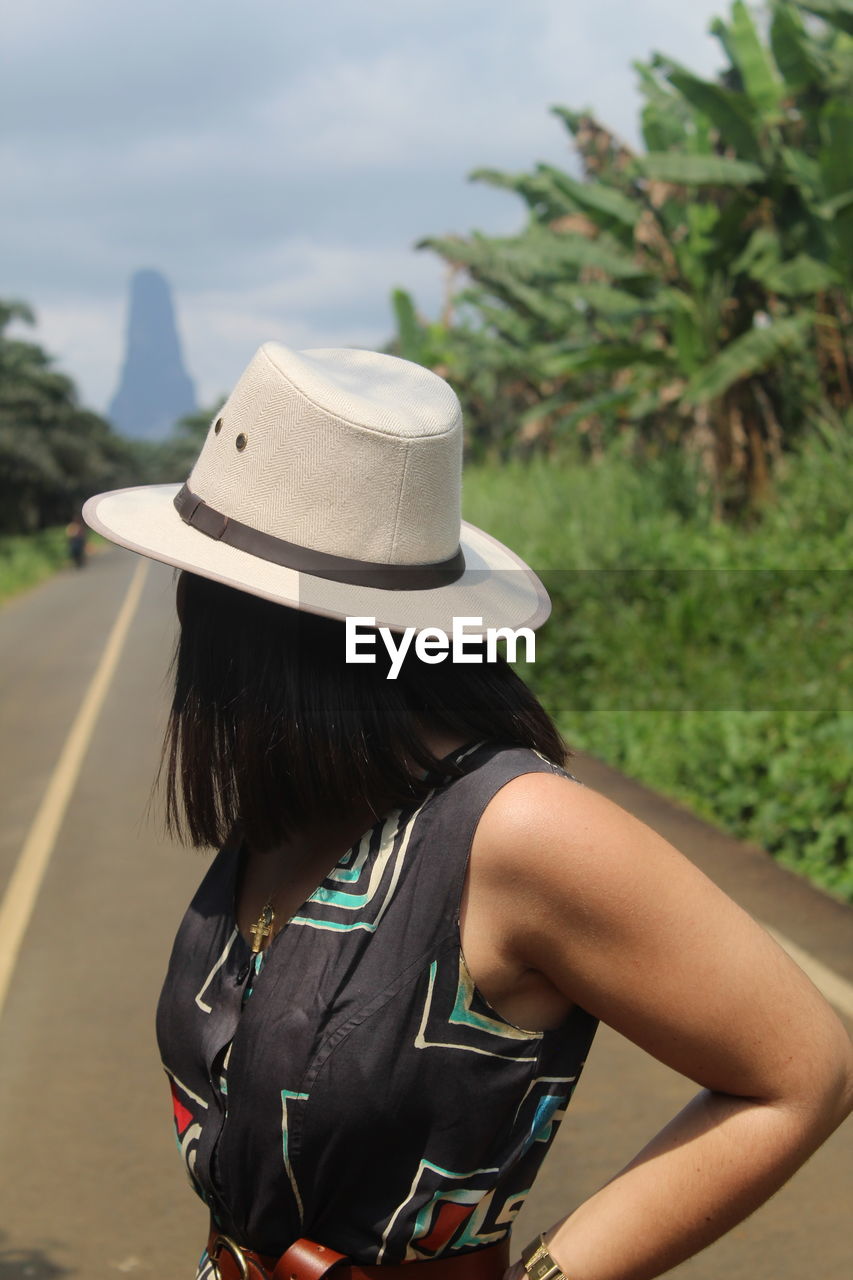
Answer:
top-left (108, 269), bottom-right (196, 439)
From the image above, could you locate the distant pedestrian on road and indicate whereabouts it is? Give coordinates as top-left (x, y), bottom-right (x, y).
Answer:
top-left (65, 517), bottom-right (87, 569)
top-left (83, 343), bottom-right (853, 1280)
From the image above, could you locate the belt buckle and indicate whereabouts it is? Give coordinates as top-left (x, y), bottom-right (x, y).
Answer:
top-left (209, 1233), bottom-right (251, 1280)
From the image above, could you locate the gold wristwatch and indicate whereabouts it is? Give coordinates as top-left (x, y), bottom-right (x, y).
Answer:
top-left (521, 1233), bottom-right (569, 1280)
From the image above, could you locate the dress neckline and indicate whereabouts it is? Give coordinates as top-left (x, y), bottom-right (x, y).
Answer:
top-left (229, 739), bottom-right (487, 954)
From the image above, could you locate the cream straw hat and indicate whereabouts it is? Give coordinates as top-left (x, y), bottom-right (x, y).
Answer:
top-left (83, 342), bottom-right (550, 637)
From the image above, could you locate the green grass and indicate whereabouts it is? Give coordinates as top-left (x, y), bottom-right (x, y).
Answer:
top-left (0, 527), bottom-right (85, 603)
top-left (461, 430), bottom-right (853, 901)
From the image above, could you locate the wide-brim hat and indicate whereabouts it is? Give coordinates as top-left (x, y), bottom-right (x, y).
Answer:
top-left (83, 342), bottom-right (550, 637)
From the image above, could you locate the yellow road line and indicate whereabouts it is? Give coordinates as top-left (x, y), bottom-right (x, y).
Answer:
top-left (0, 560), bottom-right (148, 1018)
top-left (763, 924), bottom-right (853, 1022)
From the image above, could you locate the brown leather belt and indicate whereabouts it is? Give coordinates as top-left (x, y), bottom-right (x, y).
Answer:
top-left (205, 1227), bottom-right (511, 1280)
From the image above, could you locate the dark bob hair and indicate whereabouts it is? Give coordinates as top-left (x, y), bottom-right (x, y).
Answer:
top-left (159, 571), bottom-right (570, 852)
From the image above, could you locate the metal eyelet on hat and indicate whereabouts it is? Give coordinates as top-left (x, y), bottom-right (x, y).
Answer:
top-left (235, 433), bottom-right (248, 451)
top-left (214, 417), bottom-right (223, 435)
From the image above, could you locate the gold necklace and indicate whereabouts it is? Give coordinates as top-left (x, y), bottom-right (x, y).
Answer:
top-left (248, 900), bottom-right (276, 954)
top-left (245, 807), bottom-right (378, 954)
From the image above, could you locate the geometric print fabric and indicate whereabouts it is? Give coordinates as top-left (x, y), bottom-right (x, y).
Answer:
top-left (155, 741), bottom-right (599, 1275)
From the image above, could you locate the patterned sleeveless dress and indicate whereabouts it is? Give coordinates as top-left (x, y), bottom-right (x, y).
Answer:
top-left (155, 740), bottom-right (599, 1277)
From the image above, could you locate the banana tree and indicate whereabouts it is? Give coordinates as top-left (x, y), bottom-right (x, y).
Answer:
top-left (401, 0), bottom-right (853, 512)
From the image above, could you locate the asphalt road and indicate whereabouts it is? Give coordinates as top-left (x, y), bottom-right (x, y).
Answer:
top-left (0, 548), bottom-right (850, 1280)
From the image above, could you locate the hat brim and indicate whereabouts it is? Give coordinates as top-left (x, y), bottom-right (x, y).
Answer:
top-left (83, 483), bottom-right (550, 637)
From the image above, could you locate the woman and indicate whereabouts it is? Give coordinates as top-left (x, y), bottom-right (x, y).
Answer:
top-left (84, 343), bottom-right (852, 1280)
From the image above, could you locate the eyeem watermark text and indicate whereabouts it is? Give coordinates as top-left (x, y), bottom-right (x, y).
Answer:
top-left (346, 616), bottom-right (535, 680)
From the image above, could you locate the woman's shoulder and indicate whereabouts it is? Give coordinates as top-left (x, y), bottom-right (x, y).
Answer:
top-left (470, 760), bottom-right (587, 867)
top-left (471, 764), bottom-right (646, 893)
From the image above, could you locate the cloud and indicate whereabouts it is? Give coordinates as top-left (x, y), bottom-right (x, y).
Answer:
top-left (4, 0), bottom-right (727, 410)
top-left (181, 239), bottom-right (449, 402)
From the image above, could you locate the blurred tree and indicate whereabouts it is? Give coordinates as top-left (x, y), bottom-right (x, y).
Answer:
top-left (0, 300), bottom-right (140, 533)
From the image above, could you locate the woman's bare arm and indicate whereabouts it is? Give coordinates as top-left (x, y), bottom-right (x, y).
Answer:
top-left (476, 773), bottom-right (853, 1280)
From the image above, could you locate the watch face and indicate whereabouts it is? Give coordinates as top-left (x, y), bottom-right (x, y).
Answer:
top-left (525, 1244), bottom-right (562, 1280)
top-left (528, 1257), bottom-right (559, 1280)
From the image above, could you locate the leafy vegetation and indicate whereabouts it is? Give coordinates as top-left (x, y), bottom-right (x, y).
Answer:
top-left (394, 0), bottom-right (853, 517)
top-left (0, 296), bottom-right (225, 605)
top-left (0, 294), bottom-right (221, 550)
top-left (0, 527), bottom-right (79, 601)
top-left (460, 423), bottom-right (852, 901)
top-left (0, 301), bottom-right (144, 534)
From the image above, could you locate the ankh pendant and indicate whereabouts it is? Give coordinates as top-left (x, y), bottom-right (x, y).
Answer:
top-left (249, 901), bottom-right (275, 954)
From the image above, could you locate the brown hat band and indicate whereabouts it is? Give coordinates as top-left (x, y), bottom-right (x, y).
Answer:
top-left (174, 484), bottom-right (467, 591)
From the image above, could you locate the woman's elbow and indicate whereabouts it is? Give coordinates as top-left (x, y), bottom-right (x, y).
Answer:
top-left (784, 1009), bottom-right (853, 1139)
top-left (822, 1020), bottom-right (853, 1125)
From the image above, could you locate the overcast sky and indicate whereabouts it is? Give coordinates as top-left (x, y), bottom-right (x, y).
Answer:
top-left (4, 0), bottom-right (727, 415)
